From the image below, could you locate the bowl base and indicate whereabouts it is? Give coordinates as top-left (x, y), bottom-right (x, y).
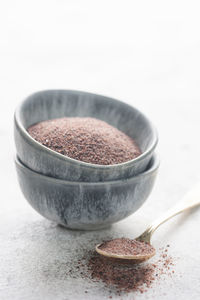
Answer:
top-left (57, 223), bottom-right (113, 231)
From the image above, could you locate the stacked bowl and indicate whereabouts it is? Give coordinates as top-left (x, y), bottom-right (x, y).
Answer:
top-left (14, 90), bottom-right (159, 230)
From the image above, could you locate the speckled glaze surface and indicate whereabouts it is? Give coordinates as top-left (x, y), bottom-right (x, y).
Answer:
top-left (14, 90), bottom-right (158, 182)
top-left (15, 155), bottom-right (159, 230)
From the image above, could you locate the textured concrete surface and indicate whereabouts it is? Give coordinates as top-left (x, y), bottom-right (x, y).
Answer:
top-left (1, 1), bottom-right (200, 299)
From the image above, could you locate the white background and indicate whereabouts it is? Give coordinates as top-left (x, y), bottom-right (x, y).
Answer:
top-left (1, 0), bottom-right (200, 113)
top-left (0, 1), bottom-right (200, 300)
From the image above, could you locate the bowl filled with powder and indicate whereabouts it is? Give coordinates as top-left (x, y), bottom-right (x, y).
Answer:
top-left (14, 90), bottom-right (158, 182)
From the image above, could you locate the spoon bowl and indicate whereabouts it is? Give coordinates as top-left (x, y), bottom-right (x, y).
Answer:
top-left (95, 241), bottom-right (156, 262)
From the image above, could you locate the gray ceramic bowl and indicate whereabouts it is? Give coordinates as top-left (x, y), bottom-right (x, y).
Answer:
top-left (15, 154), bottom-right (159, 230)
top-left (14, 90), bottom-right (158, 182)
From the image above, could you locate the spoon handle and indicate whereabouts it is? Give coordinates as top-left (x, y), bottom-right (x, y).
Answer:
top-left (138, 183), bottom-right (200, 243)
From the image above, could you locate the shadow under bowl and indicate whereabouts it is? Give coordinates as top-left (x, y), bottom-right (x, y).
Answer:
top-left (14, 90), bottom-right (158, 182)
top-left (15, 154), bottom-right (159, 230)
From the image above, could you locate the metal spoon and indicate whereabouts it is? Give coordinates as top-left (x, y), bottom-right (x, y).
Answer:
top-left (96, 183), bottom-right (200, 262)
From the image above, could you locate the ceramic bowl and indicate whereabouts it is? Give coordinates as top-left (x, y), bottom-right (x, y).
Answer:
top-left (14, 90), bottom-right (158, 182)
top-left (15, 154), bottom-right (159, 230)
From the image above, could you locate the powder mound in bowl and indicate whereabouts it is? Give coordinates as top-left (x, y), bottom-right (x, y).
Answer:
top-left (98, 238), bottom-right (155, 256)
top-left (27, 117), bottom-right (141, 165)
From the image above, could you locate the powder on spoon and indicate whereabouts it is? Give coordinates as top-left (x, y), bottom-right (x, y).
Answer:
top-left (98, 238), bottom-right (155, 257)
top-left (27, 117), bottom-right (141, 165)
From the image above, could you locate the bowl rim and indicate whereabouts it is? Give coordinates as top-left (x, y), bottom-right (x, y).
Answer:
top-left (15, 153), bottom-right (159, 186)
top-left (14, 89), bottom-right (158, 170)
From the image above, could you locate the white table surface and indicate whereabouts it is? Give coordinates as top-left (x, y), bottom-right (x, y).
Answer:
top-left (0, 1), bottom-right (200, 299)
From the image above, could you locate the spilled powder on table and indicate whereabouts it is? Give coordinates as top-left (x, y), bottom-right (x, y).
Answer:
top-left (66, 245), bottom-right (176, 296)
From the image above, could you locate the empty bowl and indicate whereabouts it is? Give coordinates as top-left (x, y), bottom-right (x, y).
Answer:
top-left (14, 90), bottom-right (158, 182)
top-left (15, 154), bottom-right (159, 230)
